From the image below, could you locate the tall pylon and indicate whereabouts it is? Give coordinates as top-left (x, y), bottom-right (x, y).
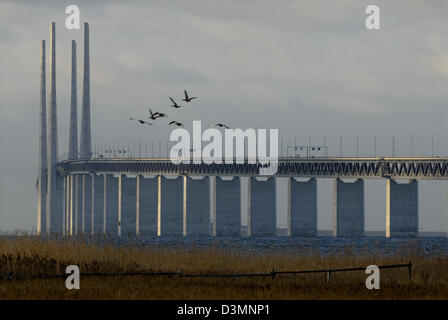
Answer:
top-left (68, 40), bottom-right (78, 160)
top-left (37, 40), bottom-right (47, 234)
top-left (80, 22), bottom-right (91, 159)
top-left (46, 22), bottom-right (59, 233)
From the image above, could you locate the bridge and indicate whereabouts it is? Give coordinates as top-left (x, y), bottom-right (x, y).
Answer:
top-left (52, 156), bottom-right (448, 239)
top-left (59, 157), bottom-right (448, 179)
top-left (36, 22), bottom-right (448, 239)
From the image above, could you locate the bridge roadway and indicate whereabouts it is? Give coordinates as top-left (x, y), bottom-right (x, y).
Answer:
top-left (58, 157), bottom-right (448, 180)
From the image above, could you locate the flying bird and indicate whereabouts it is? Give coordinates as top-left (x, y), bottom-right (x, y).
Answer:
top-left (214, 123), bottom-right (230, 129)
top-left (169, 121), bottom-right (183, 127)
top-left (182, 90), bottom-right (197, 102)
top-left (148, 108), bottom-right (167, 120)
top-left (169, 97), bottom-right (183, 108)
top-left (148, 108), bottom-right (159, 120)
top-left (129, 117), bottom-right (153, 125)
top-left (153, 112), bottom-right (168, 119)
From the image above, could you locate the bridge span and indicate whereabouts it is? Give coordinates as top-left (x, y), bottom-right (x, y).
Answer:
top-left (59, 157), bottom-right (448, 179)
top-left (48, 157), bottom-right (448, 239)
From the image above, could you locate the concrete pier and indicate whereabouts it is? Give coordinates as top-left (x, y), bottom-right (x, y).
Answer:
top-left (81, 174), bottom-right (92, 234)
top-left (288, 178), bottom-right (317, 237)
top-left (52, 175), bottom-right (64, 234)
top-left (333, 179), bottom-right (365, 237)
top-left (136, 176), bottom-right (158, 237)
top-left (92, 174), bottom-right (104, 234)
top-left (158, 176), bottom-right (184, 236)
top-left (68, 175), bottom-right (74, 235)
top-left (386, 179), bottom-right (418, 237)
top-left (104, 174), bottom-right (119, 235)
top-left (248, 177), bottom-right (276, 236)
top-left (76, 175), bottom-right (82, 234)
top-left (119, 175), bottom-right (137, 237)
top-left (185, 176), bottom-right (210, 236)
top-left (62, 176), bottom-right (66, 234)
top-left (213, 177), bottom-right (241, 236)
top-left (64, 176), bottom-right (69, 234)
top-left (47, 174), bottom-right (64, 234)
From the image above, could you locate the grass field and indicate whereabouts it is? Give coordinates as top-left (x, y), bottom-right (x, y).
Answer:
top-left (0, 236), bottom-right (447, 299)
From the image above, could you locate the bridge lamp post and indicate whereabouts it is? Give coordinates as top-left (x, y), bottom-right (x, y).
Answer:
top-left (392, 136), bottom-right (395, 157)
top-left (356, 136), bottom-right (359, 158)
top-left (339, 136), bottom-right (343, 157)
top-left (374, 136), bottom-right (376, 157)
top-left (432, 134), bottom-right (434, 157)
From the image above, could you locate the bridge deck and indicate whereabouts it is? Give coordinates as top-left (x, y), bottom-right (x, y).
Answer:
top-left (58, 157), bottom-right (448, 180)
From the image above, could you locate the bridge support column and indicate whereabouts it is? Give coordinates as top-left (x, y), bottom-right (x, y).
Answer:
top-left (47, 174), bottom-right (64, 234)
top-left (66, 175), bottom-right (74, 235)
top-left (92, 174), bottom-right (104, 235)
top-left (213, 177), bottom-right (241, 236)
top-left (386, 179), bottom-right (418, 237)
top-left (81, 174), bottom-right (92, 234)
top-left (333, 178), bottom-right (365, 237)
top-left (64, 176), bottom-right (69, 235)
top-left (247, 177), bottom-right (276, 236)
top-left (118, 175), bottom-right (137, 237)
top-left (287, 178), bottom-right (317, 237)
top-left (62, 176), bottom-right (67, 235)
top-left (49, 174), bottom-right (64, 234)
top-left (136, 176), bottom-right (158, 237)
top-left (76, 174), bottom-right (82, 234)
top-left (104, 174), bottom-right (119, 235)
top-left (158, 176), bottom-right (184, 236)
top-left (68, 175), bottom-right (75, 235)
top-left (185, 176), bottom-right (210, 236)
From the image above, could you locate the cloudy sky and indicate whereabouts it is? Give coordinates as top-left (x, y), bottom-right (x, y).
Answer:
top-left (1, 0), bottom-right (448, 232)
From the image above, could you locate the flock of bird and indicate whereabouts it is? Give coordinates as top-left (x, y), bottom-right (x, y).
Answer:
top-left (129, 90), bottom-right (230, 129)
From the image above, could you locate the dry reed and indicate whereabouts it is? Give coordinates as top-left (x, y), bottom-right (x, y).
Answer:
top-left (0, 236), bottom-right (447, 299)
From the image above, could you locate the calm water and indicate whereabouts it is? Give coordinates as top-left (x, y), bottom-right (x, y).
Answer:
top-left (125, 236), bottom-right (448, 257)
top-left (5, 235), bottom-right (448, 257)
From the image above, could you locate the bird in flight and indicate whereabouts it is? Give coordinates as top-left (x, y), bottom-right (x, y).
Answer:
top-left (148, 108), bottom-right (167, 120)
top-left (169, 97), bottom-right (183, 108)
top-left (214, 123), bottom-right (230, 129)
top-left (129, 117), bottom-right (153, 125)
top-left (169, 120), bottom-right (184, 127)
top-left (182, 90), bottom-right (197, 102)
top-left (148, 108), bottom-right (159, 120)
top-left (153, 111), bottom-right (168, 119)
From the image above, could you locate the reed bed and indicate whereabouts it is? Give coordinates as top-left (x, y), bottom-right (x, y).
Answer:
top-left (0, 236), bottom-right (447, 299)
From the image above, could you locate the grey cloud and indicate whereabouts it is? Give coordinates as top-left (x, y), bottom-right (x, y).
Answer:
top-left (1, 1), bottom-right (448, 231)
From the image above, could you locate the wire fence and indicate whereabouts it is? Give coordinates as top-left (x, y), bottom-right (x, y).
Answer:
top-left (0, 262), bottom-right (412, 283)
